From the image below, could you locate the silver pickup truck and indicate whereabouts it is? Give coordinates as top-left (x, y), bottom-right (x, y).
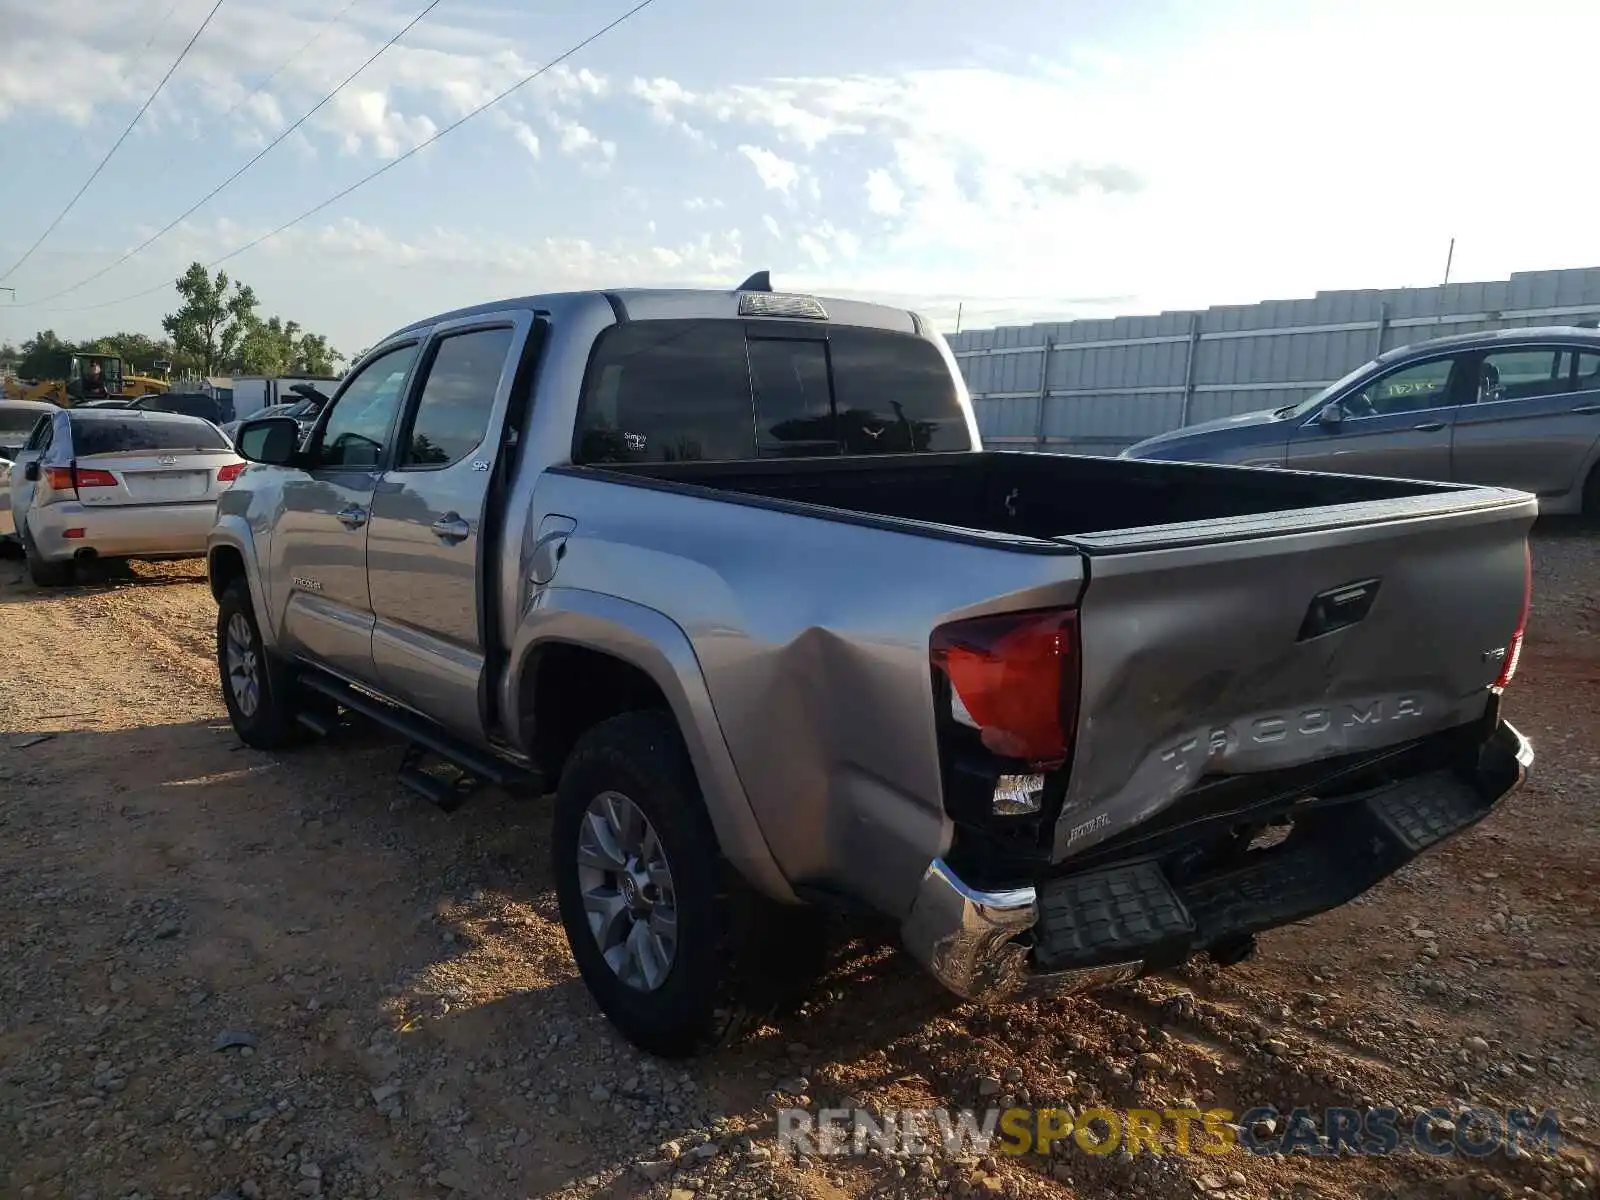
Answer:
top-left (209, 276), bottom-right (1536, 1057)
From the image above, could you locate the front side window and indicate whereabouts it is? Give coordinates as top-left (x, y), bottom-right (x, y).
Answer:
top-left (1342, 357), bottom-right (1457, 417)
top-left (401, 328), bottom-right (515, 468)
top-left (314, 343), bottom-right (419, 470)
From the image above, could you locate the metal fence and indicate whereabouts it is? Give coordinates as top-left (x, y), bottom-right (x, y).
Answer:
top-left (947, 266), bottom-right (1600, 455)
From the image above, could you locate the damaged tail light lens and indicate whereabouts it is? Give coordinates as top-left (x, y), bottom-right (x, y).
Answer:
top-left (1493, 542), bottom-right (1532, 691)
top-left (929, 607), bottom-right (1082, 768)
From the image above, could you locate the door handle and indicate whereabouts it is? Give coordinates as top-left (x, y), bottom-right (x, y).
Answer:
top-left (1412, 421), bottom-right (1446, 432)
top-left (336, 505), bottom-right (368, 529)
top-left (430, 513), bottom-right (471, 543)
top-left (1572, 403), bottom-right (1600, 415)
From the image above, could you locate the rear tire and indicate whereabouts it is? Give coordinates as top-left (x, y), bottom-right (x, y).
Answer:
top-left (216, 580), bottom-right (305, 750)
top-left (553, 710), bottom-right (825, 1057)
top-left (22, 524), bottom-right (74, 587)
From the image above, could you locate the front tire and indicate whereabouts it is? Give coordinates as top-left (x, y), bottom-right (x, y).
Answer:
top-left (216, 581), bottom-right (303, 750)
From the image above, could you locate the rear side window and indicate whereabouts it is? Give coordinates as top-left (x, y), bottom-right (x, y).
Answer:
top-left (1576, 352), bottom-right (1600, 391)
top-left (576, 319), bottom-right (970, 463)
top-left (69, 415), bottom-right (230, 455)
top-left (401, 327), bottom-right (515, 467)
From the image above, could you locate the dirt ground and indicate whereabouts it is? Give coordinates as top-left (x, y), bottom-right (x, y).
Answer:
top-left (1, 527), bottom-right (1596, 1200)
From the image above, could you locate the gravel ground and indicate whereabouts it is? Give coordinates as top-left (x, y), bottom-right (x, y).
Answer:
top-left (0, 525), bottom-right (1596, 1200)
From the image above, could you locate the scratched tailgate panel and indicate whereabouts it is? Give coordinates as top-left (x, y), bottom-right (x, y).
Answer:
top-left (1054, 495), bottom-right (1535, 861)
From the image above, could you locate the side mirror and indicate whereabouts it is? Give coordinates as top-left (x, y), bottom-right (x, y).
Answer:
top-left (1317, 401), bottom-right (1345, 427)
top-left (236, 416), bottom-right (302, 466)
top-left (24, 460), bottom-right (40, 481)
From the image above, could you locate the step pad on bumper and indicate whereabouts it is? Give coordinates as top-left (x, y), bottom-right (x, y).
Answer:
top-left (1033, 758), bottom-right (1506, 975)
top-left (1034, 861), bottom-right (1193, 971)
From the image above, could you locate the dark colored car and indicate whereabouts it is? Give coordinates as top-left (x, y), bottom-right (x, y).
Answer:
top-left (1122, 326), bottom-right (1600, 516)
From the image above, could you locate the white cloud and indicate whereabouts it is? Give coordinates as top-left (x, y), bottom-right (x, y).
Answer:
top-left (630, 0), bottom-right (1600, 322)
top-left (0, 0), bottom-right (613, 165)
top-left (326, 90), bottom-right (438, 160)
top-left (865, 169), bottom-right (903, 216)
top-left (549, 114), bottom-right (617, 160)
top-left (762, 214), bottom-right (781, 238)
top-left (737, 145), bottom-right (799, 193)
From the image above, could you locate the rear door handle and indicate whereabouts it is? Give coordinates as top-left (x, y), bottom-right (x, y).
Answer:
top-left (336, 505), bottom-right (368, 529)
top-left (1572, 403), bottom-right (1600, 415)
top-left (1412, 421), bottom-right (1446, 432)
top-left (430, 513), bottom-right (471, 543)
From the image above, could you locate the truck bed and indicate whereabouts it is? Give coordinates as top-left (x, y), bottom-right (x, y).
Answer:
top-left (605, 449), bottom-right (1477, 547)
top-left (569, 449), bottom-right (1535, 876)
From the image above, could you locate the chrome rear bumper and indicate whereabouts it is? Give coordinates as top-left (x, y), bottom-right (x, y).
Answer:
top-left (902, 719), bottom-right (1533, 1002)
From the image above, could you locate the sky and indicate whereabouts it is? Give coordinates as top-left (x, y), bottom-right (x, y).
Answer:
top-left (3, 0), bottom-right (1600, 360)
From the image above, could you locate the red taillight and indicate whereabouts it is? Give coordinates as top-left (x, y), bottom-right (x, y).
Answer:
top-left (930, 608), bottom-right (1081, 766)
top-left (45, 465), bottom-right (116, 490)
top-left (218, 462), bottom-right (245, 483)
top-left (1493, 543), bottom-right (1532, 691)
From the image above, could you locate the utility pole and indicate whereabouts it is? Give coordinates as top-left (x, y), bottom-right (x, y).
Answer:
top-left (1442, 237), bottom-right (1455, 287)
top-left (954, 302), bottom-right (963, 334)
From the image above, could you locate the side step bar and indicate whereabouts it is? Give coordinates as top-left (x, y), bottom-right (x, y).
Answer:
top-left (296, 671), bottom-right (544, 811)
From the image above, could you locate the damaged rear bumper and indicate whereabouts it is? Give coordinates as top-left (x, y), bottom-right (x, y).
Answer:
top-left (901, 718), bottom-right (1533, 1001)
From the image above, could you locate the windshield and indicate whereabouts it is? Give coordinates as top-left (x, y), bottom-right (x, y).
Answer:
top-left (1279, 357), bottom-right (1383, 419)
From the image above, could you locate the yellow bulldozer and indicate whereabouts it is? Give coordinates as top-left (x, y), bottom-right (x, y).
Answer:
top-left (6, 352), bottom-right (169, 407)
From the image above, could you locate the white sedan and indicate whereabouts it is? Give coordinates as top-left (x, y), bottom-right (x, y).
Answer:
top-left (0, 453), bottom-right (12, 542)
top-left (8, 408), bottom-right (245, 586)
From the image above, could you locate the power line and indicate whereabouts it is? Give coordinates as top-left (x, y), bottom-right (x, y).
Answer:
top-left (0, 0), bottom-right (229, 284)
top-left (212, 0), bottom-right (364, 130)
top-left (141, 0), bottom-right (184, 52)
top-left (22, 0), bottom-right (444, 308)
top-left (9, 0), bottom-right (661, 315)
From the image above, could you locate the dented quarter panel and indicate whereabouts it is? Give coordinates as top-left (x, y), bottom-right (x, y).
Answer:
top-left (518, 467), bottom-right (1085, 921)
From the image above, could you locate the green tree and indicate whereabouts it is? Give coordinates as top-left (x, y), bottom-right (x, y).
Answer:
top-left (88, 331), bottom-right (181, 375)
top-left (294, 331), bottom-right (341, 375)
top-left (17, 330), bottom-right (77, 381)
top-left (161, 262), bottom-right (257, 376)
top-left (237, 314), bottom-right (342, 377)
top-left (238, 315), bottom-right (299, 376)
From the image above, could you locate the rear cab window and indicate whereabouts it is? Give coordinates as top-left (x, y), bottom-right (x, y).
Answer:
top-left (69, 415), bottom-right (231, 456)
top-left (576, 318), bottom-right (970, 464)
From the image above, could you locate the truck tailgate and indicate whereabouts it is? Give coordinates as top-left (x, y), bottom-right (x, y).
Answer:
top-left (1053, 486), bottom-right (1536, 861)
